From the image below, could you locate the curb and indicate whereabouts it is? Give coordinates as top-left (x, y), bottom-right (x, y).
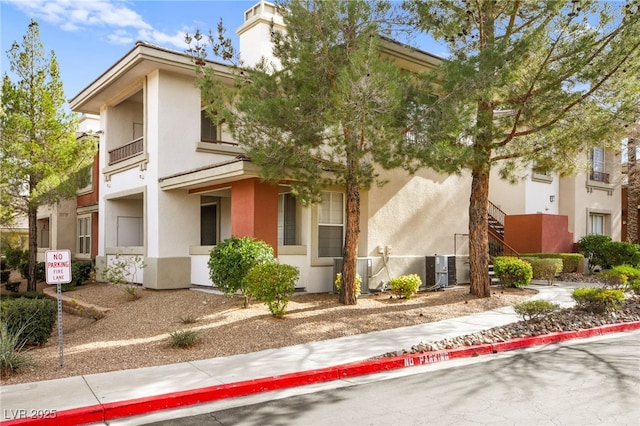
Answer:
top-left (3, 321), bottom-right (640, 425)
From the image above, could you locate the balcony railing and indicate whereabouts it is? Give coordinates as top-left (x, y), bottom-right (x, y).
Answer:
top-left (200, 137), bottom-right (239, 147)
top-left (589, 170), bottom-right (610, 184)
top-left (108, 137), bottom-right (143, 165)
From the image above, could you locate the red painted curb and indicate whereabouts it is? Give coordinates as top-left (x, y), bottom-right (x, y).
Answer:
top-left (2, 321), bottom-right (639, 425)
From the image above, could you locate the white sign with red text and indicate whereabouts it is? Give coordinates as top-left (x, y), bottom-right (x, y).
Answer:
top-left (45, 249), bottom-right (72, 284)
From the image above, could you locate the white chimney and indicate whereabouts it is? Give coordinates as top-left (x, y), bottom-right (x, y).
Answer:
top-left (236, 1), bottom-right (285, 68)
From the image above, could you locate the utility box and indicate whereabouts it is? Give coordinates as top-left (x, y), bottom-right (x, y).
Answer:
top-left (333, 257), bottom-right (371, 294)
top-left (425, 255), bottom-right (456, 289)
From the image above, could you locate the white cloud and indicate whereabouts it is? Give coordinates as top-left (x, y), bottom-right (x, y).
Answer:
top-left (137, 28), bottom-right (188, 49)
top-left (107, 29), bottom-right (135, 45)
top-left (5, 0), bottom-right (188, 49)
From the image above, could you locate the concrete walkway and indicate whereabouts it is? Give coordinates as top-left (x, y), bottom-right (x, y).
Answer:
top-left (1, 281), bottom-right (638, 426)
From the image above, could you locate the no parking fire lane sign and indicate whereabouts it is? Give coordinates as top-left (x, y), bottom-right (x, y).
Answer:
top-left (45, 249), bottom-right (72, 284)
top-left (45, 249), bottom-right (71, 367)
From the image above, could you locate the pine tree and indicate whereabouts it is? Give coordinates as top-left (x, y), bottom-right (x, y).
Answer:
top-left (627, 115), bottom-right (640, 243)
top-left (190, 0), bottom-right (412, 304)
top-left (400, 0), bottom-right (640, 297)
top-left (1, 21), bottom-right (97, 291)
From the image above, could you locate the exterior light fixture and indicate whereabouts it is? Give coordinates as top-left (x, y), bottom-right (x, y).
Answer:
top-left (550, 195), bottom-right (555, 202)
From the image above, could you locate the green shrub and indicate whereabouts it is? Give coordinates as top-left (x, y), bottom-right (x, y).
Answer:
top-left (168, 329), bottom-right (199, 348)
top-left (493, 256), bottom-right (533, 288)
top-left (598, 265), bottom-right (640, 290)
top-left (18, 260), bottom-right (45, 281)
top-left (629, 279), bottom-right (640, 295)
top-left (0, 323), bottom-right (32, 374)
top-left (521, 253), bottom-right (584, 273)
top-left (560, 253), bottom-right (584, 273)
top-left (0, 297), bottom-right (56, 346)
top-left (246, 262), bottom-right (299, 317)
top-left (0, 291), bottom-right (44, 301)
top-left (389, 274), bottom-right (422, 299)
top-left (208, 237), bottom-right (275, 307)
top-left (598, 269), bottom-right (628, 289)
top-left (572, 287), bottom-right (625, 314)
top-left (3, 282), bottom-right (20, 293)
top-left (601, 241), bottom-right (640, 268)
top-left (522, 258), bottom-right (562, 284)
top-left (71, 261), bottom-right (93, 286)
top-left (334, 272), bottom-right (361, 295)
top-left (513, 300), bottom-right (561, 321)
top-left (4, 247), bottom-right (24, 270)
top-left (578, 235), bottom-right (612, 272)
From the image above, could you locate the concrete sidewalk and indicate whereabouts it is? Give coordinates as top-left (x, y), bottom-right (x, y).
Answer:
top-left (1, 281), bottom-right (638, 425)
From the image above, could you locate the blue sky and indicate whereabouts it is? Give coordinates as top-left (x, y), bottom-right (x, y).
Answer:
top-left (1, 0), bottom-right (446, 105)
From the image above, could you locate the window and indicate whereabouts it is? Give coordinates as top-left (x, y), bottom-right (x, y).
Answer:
top-left (78, 216), bottom-right (91, 256)
top-left (531, 163), bottom-right (553, 183)
top-left (318, 191), bottom-right (344, 257)
top-left (37, 218), bottom-right (50, 248)
top-left (278, 193), bottom-right (298, 245)
top-left (201, 110), bottom-right (218, 142)
top-left (590, 147), bottom-right (609, 183)
top-left (200, 196), bottom-right (219, 245)
top-left (589, 214), bottom-right (605, 236)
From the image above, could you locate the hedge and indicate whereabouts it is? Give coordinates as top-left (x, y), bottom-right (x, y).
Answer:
top-left (0, 297), bottom-right (57, 346)
top-left (520, 253), bottom-right (584, 273)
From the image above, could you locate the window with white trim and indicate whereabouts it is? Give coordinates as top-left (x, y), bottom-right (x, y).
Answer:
top-left (589, 213), bottom-right (605, 236)
top-left (318, 191), bottom-right (344, 257)
top-left (201, 110), bottom-right (219, 142)
top-left (200, 196), bottom-right (219, 245)
top-left (78, 216), bottom-right (91, 256)
top-left (589, 147), bottom-right (609, 183)
top-left (278, 193), bottom-right (298, 245)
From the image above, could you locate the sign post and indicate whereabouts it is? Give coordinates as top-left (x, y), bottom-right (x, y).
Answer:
top-left (45, 249), bottom-right (72, 368)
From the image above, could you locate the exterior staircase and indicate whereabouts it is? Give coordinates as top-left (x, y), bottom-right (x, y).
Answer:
top-left (488, 200), bottom-right (519, 284)
top-left (488, 201), bottom-right (505, 240)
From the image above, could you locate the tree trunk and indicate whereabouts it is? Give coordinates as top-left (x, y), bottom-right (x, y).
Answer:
top-left (27, 204), bottom-right (38, 292)
top-left (340, 174), bottom-right (360, 305)
top-left (469, 169), bottom-right (491, 298)
top-left (628, 116), bottom-right (640, 243)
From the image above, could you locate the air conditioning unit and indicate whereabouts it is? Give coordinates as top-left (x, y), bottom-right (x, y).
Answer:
top-left (425, 255), bottom-right (456, 289)
top-left (333, 257), bottom-right (371, 294)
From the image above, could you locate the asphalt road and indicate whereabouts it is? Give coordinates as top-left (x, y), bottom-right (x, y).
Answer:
top-left (130, 331), bottom-right (640, 426)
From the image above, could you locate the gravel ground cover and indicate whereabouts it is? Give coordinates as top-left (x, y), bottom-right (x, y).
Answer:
top-left (380, 295), bottom-right (640, 357)
top-left (1, 277), bottom-right (537, 385)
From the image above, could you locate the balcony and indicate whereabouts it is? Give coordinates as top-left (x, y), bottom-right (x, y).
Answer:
top-left (589, 170), bottom-right (610, 184)
top-left (108, 137), bottom-right (143, 165)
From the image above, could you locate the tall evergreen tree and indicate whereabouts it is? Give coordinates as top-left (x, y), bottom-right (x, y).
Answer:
top-left (189, 0), bottom-right (412, 304)
top-left (627, 115), bottom-right (640, 243)
top-left (399, 0), bottom-right (640, 297)
top-left (1, 21), bottom-right (97, 291)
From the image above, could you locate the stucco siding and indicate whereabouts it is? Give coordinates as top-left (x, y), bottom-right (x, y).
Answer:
top-left (367, 168), bottom-right (471, 258)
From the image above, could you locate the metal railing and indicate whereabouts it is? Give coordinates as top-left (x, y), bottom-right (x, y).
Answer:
top-left (589, 170), bottom-right (610, 184)
top-left (200, 137), bottom-right (239, 147)
top-left (488, 226), bottom-right (519, 257)
top-left (488, 200), bottom-right (506, 237)
top-left (108, 137), bottom-right (144, 165)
